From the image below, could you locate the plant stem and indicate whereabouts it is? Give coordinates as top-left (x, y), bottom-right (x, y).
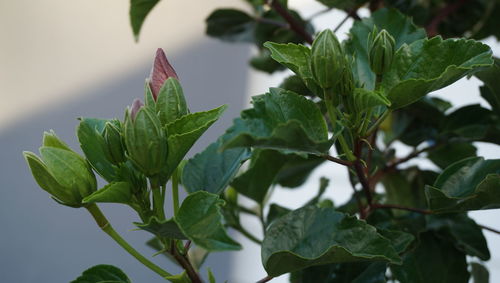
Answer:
top-left (322, 154), bottom-right (353, 166)
top-left (324, 93), bottom-right (356, 161)
top-left (172, 169), bottom-right (180, 216)
top-left (266, 0), bottom-right (313, 44)
top-left (85, 204), bottom-right (172, 279)
top-left (170, 241), bottom-right (202, 283)
top-left (257, 275), bottom-right (274, 283)
top-left (479, 224), bottom-right (500, 235)
top-left (365, 110), bottom-right (391, 137)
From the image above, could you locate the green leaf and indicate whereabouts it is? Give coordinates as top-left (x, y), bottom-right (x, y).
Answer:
top-left (280, 75), bottom-right (315, 97)
top-left (232, 149), bottom-right (287, 203)
top-left (381, 37), bottom-right (493, 108)
top-left (377, 229), bottom-right (415, 254)
top-left (275, 155), bottom-right (325, 188)
top-left (345, 8), bottom-right (426, 90)
top-left (290, 262), bottom-right (387, 283)
top-left (83, 182), bottom-right (133, 205)
top-left (130, 0), bottom-right (160, 40)
top-left (223, 89), bottom-right (331, 155)
top-left (471, 262), bottom-right (489, 283)
top-left (71, 264), bottom-right (131, 283)
top-left (162, 105), bottom-right (227, 181)
top-left (165, 272), bottom-right (190, 283)
top-left (264, 42), bottom-right (322, 96)
top-left (205, 9), bottom-right (255, 43)
top-left (352, 88), bottom-right (391, 112)
top-left (266, 203), bottom-right (291, 227)
top-left (182, 139), bottom-right (250, 195)
top-left (77, 118), bottom-right (117, 182)
top-left (175, 191), bottom-right (241, 251)
top-left (136, 217), bottom-right (187, 239)
top-left (426, 214), bottom-right (490, 260)
top-left (262, 206), bottom-right (401, 277)
top-left (425, 157), bottom-right (500, 213)
top-left (391, 232), bottom-right (469, 283)
top-left (475, 57), bottom-right (500, 116)
top-left (207, 269), bottom-right (216, 283)
top-left (428, 142), bottom-right (477, 169)
top-left (316, 0), bottom-right (368, 9)
top-left (249, 49), bottom-right (285, 73)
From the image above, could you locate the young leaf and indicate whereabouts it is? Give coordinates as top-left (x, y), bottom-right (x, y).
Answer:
top-left (223, 89), bottom-right (331, 155)
top-left (381, 37), bottom-right (493, 108)
top-left (83, 182), bottom-right (133, 205)
top-left (261, 206), bottom-right (401, 277)
top-left (136, 217), bottom-right (187, 239)
top-left (162, 105), bottom-right (227, 181)
top-left (70, 264), bottom-right (131, 283)
top-left (77, 118), bottom-right (118, 182)
top-left (345, 8), bottom-right (426, 90)
top-left (264, 42), bottom-right (322, 96)
top-left (391, 232), bottom-right (469, 283)
top-left (182, 139), bottom-right (250, 195)
top-left (425, 157), bottom-right (500, 213)
top-left (205, 9), bottom-right (255, 43)
top-left (352, 88), bottom-right (391, 112)
top-left (130, 0), bottom-right (160, 40)
top-left (175, 191), bottom-right (241, 251)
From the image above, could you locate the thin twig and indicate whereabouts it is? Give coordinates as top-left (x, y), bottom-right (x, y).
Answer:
top-left (479, 224), bottom-right (500, 235)
top-left (170, 241), bottom-right (202, 283)
top-left (266, 0), bottom-right (313, 44)
top-left (371, 203), bottom-right (433, 214)
top-left (257, 275), bottom-right (274, 283)
top-left (322, 154), bottom-right (353, 166)
top-left (184, 240), bottom-right (192, 253)
top-left (353, 140), bottom-right (373, 210)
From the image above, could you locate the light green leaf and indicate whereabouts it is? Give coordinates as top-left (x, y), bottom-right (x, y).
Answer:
top-left (345, 8), bottom-right (426, 90)
top-left (162, 105), bottom-right (227, 181)
top-left (175, 191), bottom-right (241, 251)
top-left (425, 157), bottom-right (500, 213)
top-left (70, 264), bottom-right (131, 283)
top-left (205, 9), bottom-right (255, 43)
top-left (77, 118), bottom-right (117, 182)
top-left (391, 232), bottom-right (469, 283)
top-left (264, 42), bottom-right (322, 96)
top-left (182, 139), bottom-right (250, 195)
top-left (130, 0), bottom-right (160, 40)
top-left (381, 37), bottom-right (493, 108)
top-left (83, 182), bottom-right (133, 205)
top-left (262, 206), bottom-right (401, 277)
top-left (352, 88), bottom-right (391, 112)
top-left (223, 89), bottom-right (331, 155)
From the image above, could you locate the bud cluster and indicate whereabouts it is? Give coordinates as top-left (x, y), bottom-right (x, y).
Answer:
top-left (367, 27), bottom-right (396, 75)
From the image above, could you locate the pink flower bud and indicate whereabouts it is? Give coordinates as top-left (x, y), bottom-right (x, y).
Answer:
top-left (130, 98), bottom-right (144, 120)
top-left (149, 48), bottom-right (178, 100)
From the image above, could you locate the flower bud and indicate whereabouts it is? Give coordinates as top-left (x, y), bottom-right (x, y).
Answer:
top-left (155, 77), bottom-right (189, 125)
top-left (23, 132), bottom-right (97, 207)
top-left (368, 28), bottom-right (395, 75)
top-left (311, 29), bottom-right (345, 89)
top-left (103, 121), bottom-right (126, 165)
top-left (123, 102), bottom-right (168, 177)
top-left (334, 56), bottom-right (355, 97)
top-left (149, 48), bottom-right (179, 100)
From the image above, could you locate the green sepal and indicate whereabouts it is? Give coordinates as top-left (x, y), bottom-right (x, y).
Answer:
top-left (42, 130), bottom-right (72, 151)
top-left (156, 77), bottom-right (189, 126)
top-left (310, 29), bottom-right (345, 89)
top-left (83, 182), bottom-right (133, 205)
top-left (165, 272), bottom-right (191, 283)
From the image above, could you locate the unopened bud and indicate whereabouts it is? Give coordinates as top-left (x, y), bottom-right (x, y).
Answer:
top-left (149, 48), bottom-right (179, 100)
top-left (155, 77), bottom-right (189, 125)
top-left (311, 30), bottom-right (345, 89)
top-left (103, 121), bottom-right (126, 165)
top-left (368, 28), bottom-right (395, 75)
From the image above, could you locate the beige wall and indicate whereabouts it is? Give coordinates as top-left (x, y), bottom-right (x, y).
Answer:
top-left (0, 0), bottom-right (244, 130)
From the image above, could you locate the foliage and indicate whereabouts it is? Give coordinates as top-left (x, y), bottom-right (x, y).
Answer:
top-left (23, 1), bottom-right (500, 282)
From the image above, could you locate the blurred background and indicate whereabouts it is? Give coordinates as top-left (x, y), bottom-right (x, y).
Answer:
top-left (0, 0), bottom-right (499, 282)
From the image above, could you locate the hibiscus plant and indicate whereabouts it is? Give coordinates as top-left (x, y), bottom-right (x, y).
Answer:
top-left (24, 1), bottom-right (500, 282)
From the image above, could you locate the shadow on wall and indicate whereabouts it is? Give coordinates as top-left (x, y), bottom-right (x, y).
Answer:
top-left (0, 38), bottom-right (249, 283)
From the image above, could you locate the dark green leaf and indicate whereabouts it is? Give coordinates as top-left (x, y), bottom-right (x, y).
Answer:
top-left (280, 75), bottom-right (315, 97)
top-left (345, 8), bottom-right (426, 90)
top-left (162, 105), bottom-right (227, 181)
top-left (77, 118), bottom-right (117, 182)
top-left (381, 37), bottom-right (493, 108)
top-left (425, 157), bottom-right (500, 213)
top-left (262, 206), bottom-right (401, 277)
top-left (426, 214), bottom-right (490, 260)
top-left (471, 262), bottom-right (489, 283)
top-left (71, 264), bottom-right (131, 283)
top-left (377, 229), bottom-right (415, 254)
top-left (266, 203), bottom-right (291, 226)
top-left (428, 142), bottom-right (477, 169)
top-left (290, 262), bottom-right (386, 283)
top-left (391, 232), bottom-right (469, 283)
top-left (223, 89), bottom-right (331, 155)
top-left (130, 0), bottom-right (160, 40)
top-left (475, 57), bottom-right (500, 116)
top-left (182, 139), bottom-right (250, 195)
top-left (316, 0), bottom-right (368, 10)
top-left (275, 154), bottom-right (325, 188)
top-left (175, 191), bottom-right (241, 251)
top-left (249, 49), bottom-right (285, 73)
top-left (232, 149), bottom-right (288, 203)
top-left (83, 182), bottom-right (133, 205)
top-left (264, 42), bottom-right (322, 96)
top-left (206, 9), bottom-right (255, 43)
top-left (136, 217), bottom-right (187, 239)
